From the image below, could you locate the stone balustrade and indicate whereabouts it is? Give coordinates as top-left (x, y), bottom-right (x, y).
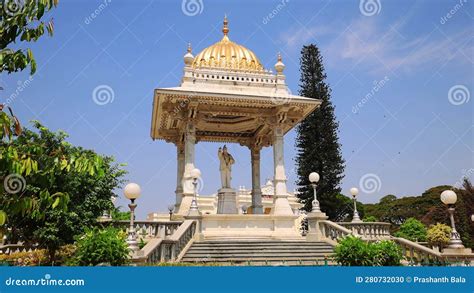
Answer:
top-left (308, 215), bottom-right (473, 266)
top-left (338, 222), bottom-right (391, 240)
top-left (320, 220), bottom-right (352, 243)
top-left (104, 220), bottom-right (182, 239)
top-left (392, 236), bottom-right (442, 265)
top-left (135, 220), bottom-right (197, 263)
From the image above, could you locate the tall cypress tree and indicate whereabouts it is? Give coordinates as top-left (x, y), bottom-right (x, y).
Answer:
top-left (295, 44), bottom-right (345, 219)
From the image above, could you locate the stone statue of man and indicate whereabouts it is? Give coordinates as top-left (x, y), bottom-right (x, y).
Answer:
top-left (218, 145), bottom-right (235, 189)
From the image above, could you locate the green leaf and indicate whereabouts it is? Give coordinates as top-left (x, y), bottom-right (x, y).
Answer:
top-left (52, 197), bottom-right (60, 209)
top-left (37, 3), bottom-right (45, 19)
top-left (30, 58), bottom-right (37, 75)
top-left (60, 159), bottom-right (68, 170)
top-left (0, 211), bottom-right (7, 226)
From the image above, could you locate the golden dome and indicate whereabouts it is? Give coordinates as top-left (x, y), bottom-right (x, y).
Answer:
top-left (192, 16), bottom-right (265, 72)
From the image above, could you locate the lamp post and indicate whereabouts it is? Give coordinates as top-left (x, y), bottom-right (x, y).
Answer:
top-left (309, 172), bottom-right (320, 213)
top-left (167, 204), bottom-right (175, 221)
top-left (188, 168), bottom-right (201, 216)
top-left (124, 183), bottom-right (141, 252)
top-left (350, 187), bottom-right (362, 223)
top-left (440, 190), bottom-right (464, 249)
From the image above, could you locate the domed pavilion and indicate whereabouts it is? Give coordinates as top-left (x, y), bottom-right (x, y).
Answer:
top-left (150, 16), bottom-right (320, 239)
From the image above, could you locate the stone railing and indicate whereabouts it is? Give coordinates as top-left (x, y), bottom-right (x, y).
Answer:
top-left (391, 237), bottom-right (442, 265)
top-left (320, 220), bottom-right (352, 244)
top-left (392, 237), bottom-right (473, 265)
top-left (338, 222), bottom-right (391, 240)
top-left (313, 218), bottom-right (472, 266)
top-left (104, 220), bottom-right (182, 239)
top-left (135, 220), bottom-right (197, 263)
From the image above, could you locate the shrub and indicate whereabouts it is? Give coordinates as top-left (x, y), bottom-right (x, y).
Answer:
top-left (72, 227), bottom-right (129, 266)
top-left (55, 244), bottom-right (77, 266)
top-left (333, 236), bottom-right (375, 266)
top-left (373, 240), bottom-right (403, 266)
top-left (394, 218), bottom-right (427, 242)
top-left (0, 250), bottom-right (48, 266)
top-left (363, 216), bottom-right (378, 222)
top-left (334, 236), bottom-right (402, 266)
top-left (427, 223), bottom-right (451, 249)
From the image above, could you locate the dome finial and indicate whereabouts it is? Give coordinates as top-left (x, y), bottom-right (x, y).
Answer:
top-left (275, 52), bottom-right (285, 74)
top-left (184, 42), bottom-right (194, 66)
top-left (222, 14), bottom-right (229, 36)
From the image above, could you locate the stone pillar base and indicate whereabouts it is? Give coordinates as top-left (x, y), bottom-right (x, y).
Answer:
top-left (306, 211), bottom-right (328, 242)
top-left (184, 214), bottom-right (204, 242)
top-left (177, 193), bottom-right (193, 215)
top-left (272, 195), bottom-right (293, 216)
top-left (217, 188), bottom-right (238, 214)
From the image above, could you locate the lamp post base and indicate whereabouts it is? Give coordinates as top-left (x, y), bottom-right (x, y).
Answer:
top-left (351, 211), bottom-right (362, 223)
top-left (188, 198), bottom-right (201, 217)
top-left (127, 234), bottom-right (139, 252)
top-left (447, 236), bottom-right (465, 249)
top-left (311, 199), bottom-right (321, 213)
top-left (447, 207), bottom-right (465, 249)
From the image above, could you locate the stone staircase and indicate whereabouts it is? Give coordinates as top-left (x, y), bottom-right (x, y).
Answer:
top-left (181, 240), bottom-right (335, 266)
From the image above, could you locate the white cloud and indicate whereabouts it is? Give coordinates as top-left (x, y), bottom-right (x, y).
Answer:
top-left (280, 17), bottom-right (474, 75)
top-left (280, 25), bottom-right (334, 48)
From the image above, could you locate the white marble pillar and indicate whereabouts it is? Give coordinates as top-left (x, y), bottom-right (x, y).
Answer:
top-left (177, 122), bottom-right (197, 215)
top-left (250, 146), bottom-right (263, 214)
top-left (174, 143), bottom-right (185, 212)
top-left (272, 125), bottom-right (293, 215)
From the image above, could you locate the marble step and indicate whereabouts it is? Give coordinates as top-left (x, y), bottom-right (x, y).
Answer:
top-left (186, 247), bottom-right (334, 252)
top-left (182, 241), bottom-right (335, 265)
top-left (181, 257), bottom-right (334, 264)
top-left (185, 248), bottom-right (333, 253)
top-left (184, 253), bottom-right (331, 259)
top-left (191, 242), bottom-right (331, 247)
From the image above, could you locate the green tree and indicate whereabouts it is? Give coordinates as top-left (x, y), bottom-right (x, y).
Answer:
top-left (0, 122), bottom-right (122, 262)
top-left (295, 44), bottom-right (345, 219)
top-left (363, 215), bottom-right (377, 222)
top-left (455, 178), bottom-right (474, 248)
top-left (22, 157), bottom-right (125, 263)
top-left (0, 1), bottom-right (65, 228)
top-left (1, 120), bottom-right (104, 222)
top-left (111, 208), bottom-right (131, 221)
top-left (1, 0), bottom-right (58, 74)
top-left (394, 218), bottom-right (427, 242)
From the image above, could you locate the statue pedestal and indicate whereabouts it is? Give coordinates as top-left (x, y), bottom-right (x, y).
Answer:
top-left (217, 188), bottom-right (238, 214)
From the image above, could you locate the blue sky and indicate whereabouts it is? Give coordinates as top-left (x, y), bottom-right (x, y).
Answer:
top-left (1, 0), bottom-right (473, 218)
